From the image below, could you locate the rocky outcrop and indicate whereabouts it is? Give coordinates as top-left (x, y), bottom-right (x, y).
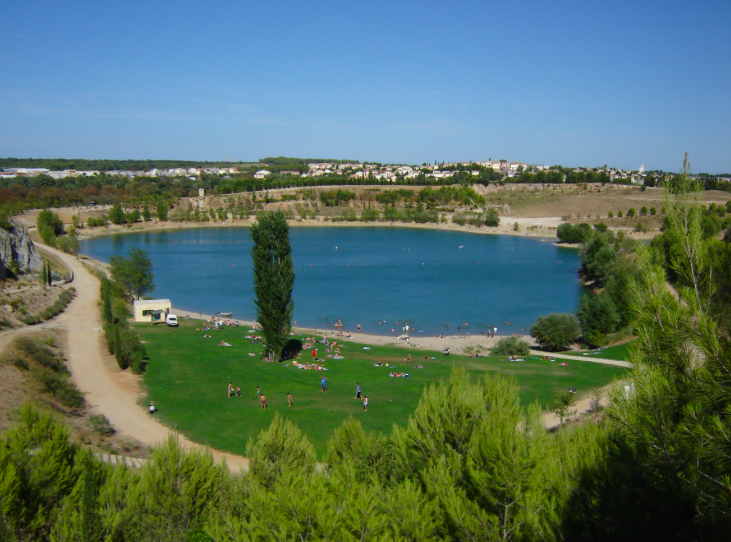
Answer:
top-left (0, 222), bottom-right (43, 278)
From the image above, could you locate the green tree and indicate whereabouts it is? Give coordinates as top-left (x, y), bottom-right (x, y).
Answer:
top-left (530, 313), bottom-right (579, 351)
top-left (575, 294), bottom-right (620, 347)
top-left (156, 201), bottom-right (168, 221)
top-left (650, 206), bottom-right (657, 215)
top-left (142, 204), bottom-right (151, 222)
top-left (109, 246), bottom-right (155, 300)
top-left (250, 211), bottom-right (295, 363)
top-left (549, 390), bottom-right (576, 424)
top-left (36, 209), bottom-right (64, 245)
top-left (566, 160), bottom-right (731, 539)
top-left (491, 336), bottom-right (531, 356)
top-left (627, 207), bottom-right (636, 218)
top-left (108, 203), bottom-right (125, 225)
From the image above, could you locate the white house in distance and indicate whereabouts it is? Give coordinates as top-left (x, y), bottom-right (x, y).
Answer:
top-left (133, 299), bottom-right (172, 323)
top-left (254, 169), bottom-right (271, 179)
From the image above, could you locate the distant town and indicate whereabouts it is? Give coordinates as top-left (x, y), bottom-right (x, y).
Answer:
top-left (4, 158), bottom-right (728, 186)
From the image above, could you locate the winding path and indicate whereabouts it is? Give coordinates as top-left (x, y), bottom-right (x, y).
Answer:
top-left (37, 244), bottom-right (250, 471)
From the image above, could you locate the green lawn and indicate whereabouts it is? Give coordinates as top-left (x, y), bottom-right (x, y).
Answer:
top-left (562, 341), bottom-right (635, 361)
top-left (135, 320), bottom-right (627, 457)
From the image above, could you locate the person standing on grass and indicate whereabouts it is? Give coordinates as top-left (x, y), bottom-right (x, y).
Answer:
top-left (228, 383), bottom-right (234, 398)
top-left (355, 383), bottom-right (361, 399)
top-left (287, 392), bottom-right (293, 407)
top-left (363, 396), bottom-right (368, 411)
top-left (312, 348), bottom-right (317, 361)
top-left (321, 376), bottom-right (328, 393)
top-left (260, 394), bottom-right (267, 409)
top-left (256, 386), bottom-right (260, 398)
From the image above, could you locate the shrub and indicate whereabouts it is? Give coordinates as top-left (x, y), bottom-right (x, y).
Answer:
top-left (557, 223), bottom-right (592, 243)
top-left (530, 313), bottom-right (580, 351)
top-left (30, 367), bottom-right (85, 409)
top-left (650, 207), bottom-right (657, 215)
top-left (491, 336), bottom-right (531, 357)
top-left (89, 414), bottom-right (115, 436)
top-left (16, 337), bottom-right (64, 371)
top-left (608, 211), bottom-right (614, 218)
top-left (575, 294), bottom-right (620, 348)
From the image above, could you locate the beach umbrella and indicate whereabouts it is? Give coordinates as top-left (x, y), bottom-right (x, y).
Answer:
top-left (398, 334), bottom-right (409, 339)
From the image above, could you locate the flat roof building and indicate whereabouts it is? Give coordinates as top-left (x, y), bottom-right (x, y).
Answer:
top-left (133, 299), bottom-right (172, 323)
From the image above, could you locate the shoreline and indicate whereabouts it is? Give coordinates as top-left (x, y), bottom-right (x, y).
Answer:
top-left (61, 214), bottom-right (563, 242)
top-left (172, 306), bottom-right (518, 354)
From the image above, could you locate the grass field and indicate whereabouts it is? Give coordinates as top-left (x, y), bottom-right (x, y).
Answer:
top-left (135, 320), bottom-right (628, 457)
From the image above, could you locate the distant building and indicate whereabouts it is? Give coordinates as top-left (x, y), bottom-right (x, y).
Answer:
top-left (254, 170), bottom-right (271, 179)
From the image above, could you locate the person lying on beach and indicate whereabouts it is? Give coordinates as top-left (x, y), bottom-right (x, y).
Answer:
top-left (204, 334), bottom-right (212, 338)
top-left (218, 341), bottom-right (232, 347)
top-left (389, 372), bottom-right (409, 377)
top-left (415, 365), bottom-right (424, 369)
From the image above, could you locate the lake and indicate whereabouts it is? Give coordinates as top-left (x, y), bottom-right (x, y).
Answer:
top-left (79, 226), bottom-right (584, 336)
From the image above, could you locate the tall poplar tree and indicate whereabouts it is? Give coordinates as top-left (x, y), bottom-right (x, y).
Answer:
top-left (250, 211), bottom-right (294, 363)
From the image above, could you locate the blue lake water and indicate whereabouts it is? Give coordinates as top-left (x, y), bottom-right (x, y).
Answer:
top-left (79, 226), bottom-right (584, 336)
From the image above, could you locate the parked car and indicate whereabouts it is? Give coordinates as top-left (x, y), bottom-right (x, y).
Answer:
top-left (166, 314), bottom-right (179, 327)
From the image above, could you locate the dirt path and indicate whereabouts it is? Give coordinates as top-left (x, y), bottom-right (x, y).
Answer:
top-left (529, 350), bottom-right (631, 368)
top-left (34, 244), bottom-right (249, 471)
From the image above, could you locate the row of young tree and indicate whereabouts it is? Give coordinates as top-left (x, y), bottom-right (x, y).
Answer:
top-left (97, 247), bottom-right (154, 373)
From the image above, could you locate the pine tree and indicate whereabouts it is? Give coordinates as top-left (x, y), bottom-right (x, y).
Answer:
top-left (249, 211), bottom-right (295, 363)
top-left (80, 455), bottom-right (102, 542)
top-left (47, 262), bottom-right (52, 286)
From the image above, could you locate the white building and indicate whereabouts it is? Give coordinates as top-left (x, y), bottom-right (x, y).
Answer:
top-left (133, 299), bottom-right (172, 323)
top-left (254, 170), bottom-right (272, 179)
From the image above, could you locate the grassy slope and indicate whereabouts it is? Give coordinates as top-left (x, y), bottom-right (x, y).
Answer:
top-left (136, 320), bottom-right (627, 457)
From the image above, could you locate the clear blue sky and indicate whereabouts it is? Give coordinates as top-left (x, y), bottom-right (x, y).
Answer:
top-left (1, 0), bottom-right (729, 172)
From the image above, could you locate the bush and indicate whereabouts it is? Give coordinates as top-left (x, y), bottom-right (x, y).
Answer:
top-left (575, 294), bottom-right (620, 348)
top-left (15, 337), bottom-right (63, 371)
top-left (491, 336), bottom-right (531, 356)
top-left (30, 366), bottom-right (85, 409)
top-left (530, 313), bottom-right (580, 351)
top-left (557, 223), bottom-right (592, 243)
top-left (89, 414), bottom-right (115, 436)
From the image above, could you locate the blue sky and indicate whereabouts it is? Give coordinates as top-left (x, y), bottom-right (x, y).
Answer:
top-left (1, 0), bottom-right (729, 172)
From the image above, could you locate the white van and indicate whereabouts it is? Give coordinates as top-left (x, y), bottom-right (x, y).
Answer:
top-left (166, 314), bottom-right (179, 327)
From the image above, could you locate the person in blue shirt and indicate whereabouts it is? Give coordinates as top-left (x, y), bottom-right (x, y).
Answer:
top-left (355, 383), bottom-right (361, 399)
top-left (321, 376), bottom-right (327, 393)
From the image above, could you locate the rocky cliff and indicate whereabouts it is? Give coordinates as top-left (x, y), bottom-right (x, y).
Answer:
top-left (0, 223), bottom-right (43, 278)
